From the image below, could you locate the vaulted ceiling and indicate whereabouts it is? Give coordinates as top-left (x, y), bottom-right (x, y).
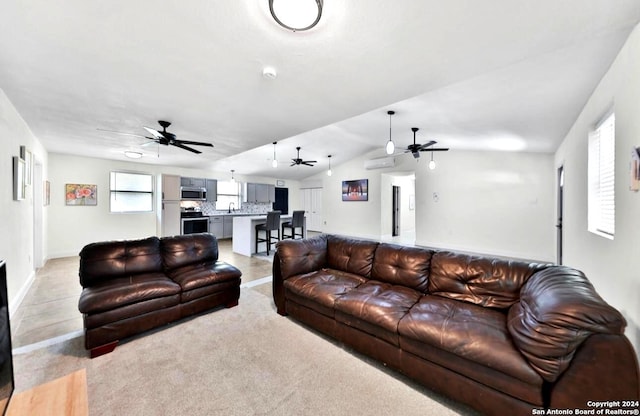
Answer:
top-left (2, 1), bottom-right (639, 180)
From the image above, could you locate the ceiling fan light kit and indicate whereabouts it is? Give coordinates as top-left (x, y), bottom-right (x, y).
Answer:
top-left (269, 0), bottom-right (323, 32)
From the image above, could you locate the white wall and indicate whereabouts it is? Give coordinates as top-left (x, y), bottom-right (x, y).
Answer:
top-left (315, 148), bottom-right (555, 261)
top-left (554, 24), bottom-right (640, 356)
top-left (47, 153), bottom-right (298, 258)
top-left (0, 89), bottom-right (48, 311)
top-left (415, 150), bottom-right (556, 261)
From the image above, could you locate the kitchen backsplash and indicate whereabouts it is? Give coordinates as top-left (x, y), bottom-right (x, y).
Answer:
top-left (197, 202), bottom-right (272, 215)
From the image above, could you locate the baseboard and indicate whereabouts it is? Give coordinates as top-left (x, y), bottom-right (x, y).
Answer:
top-left (9, 269), bottom-right (36, 317)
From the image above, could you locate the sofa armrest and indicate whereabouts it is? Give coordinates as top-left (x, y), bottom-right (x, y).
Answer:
top-left (272, 235), bottom-right (328, 315)
top-left (507, 266), bottom-right (627, 383)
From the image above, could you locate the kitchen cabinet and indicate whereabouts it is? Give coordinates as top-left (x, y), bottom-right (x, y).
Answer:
top-left (245, 183), bottom-right (275, 203)
top-left (162, 201), bottom-right (181, 237)
top-left (223, 216), bottom-right (233, 239)
top-left (162, 174), bottom-right (181, 201)
top-left (180, 177), bottom-right (206, 188)
top-left (209, 216), bottom-right (223, 239)
top-left (206, 179), bottom-right (217, 202)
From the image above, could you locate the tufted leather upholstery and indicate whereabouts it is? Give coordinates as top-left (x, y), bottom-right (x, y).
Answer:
top-left (78, 233), bottom-right (241, 356)
top-left (273, 234), bottom-right (639, 415)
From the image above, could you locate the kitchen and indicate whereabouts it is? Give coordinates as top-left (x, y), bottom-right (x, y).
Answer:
top-left (160, 174), bottom-right (296, 255)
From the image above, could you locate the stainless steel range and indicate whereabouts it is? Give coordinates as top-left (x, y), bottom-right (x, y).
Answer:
top-left (180, 208), bottom-right (208, 235)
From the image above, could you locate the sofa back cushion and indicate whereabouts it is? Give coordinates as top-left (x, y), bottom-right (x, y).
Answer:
top-left (371, 243), bottom-right (431, 292)
top-left (508, 266), bottom-right (626, 383)
top-left (277, 234), bottom-right (328, 280)
top-left (428, 251), bottom-right (546, 308)
top-left (161, 233), bottom-right (218, 270)
top-left (327, 235), bottom-right (378, 278)
top-left (79, 236), bottom-right (162, 287)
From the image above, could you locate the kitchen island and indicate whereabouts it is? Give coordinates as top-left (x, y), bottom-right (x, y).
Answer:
top-left (232, 214), bottom-right (305, 256)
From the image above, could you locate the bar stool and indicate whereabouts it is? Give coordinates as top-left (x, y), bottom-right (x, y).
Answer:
top-left (282, 210), bottom-right (305, 240)
top-left (255, 210), bottom-right (281, 255)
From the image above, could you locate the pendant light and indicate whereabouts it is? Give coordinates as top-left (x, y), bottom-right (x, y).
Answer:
top-left (272, 141), bottom-right (278, 168)
top-left (385, 110), bottom-right (395, 155)
top-left (429, 152), bottom-right (436, 170)
top-left (327, 155), bottom-right (332, 176)
top-left (230, 169), bottom-right (236, 183)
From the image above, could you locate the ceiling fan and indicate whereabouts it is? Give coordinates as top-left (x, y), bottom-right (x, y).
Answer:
top-left (290, 147), bottom-right (317, 167)
top-left (98, 120), bottom-right (214, 154)
top-left (405, 127), bottom-right (449, 159)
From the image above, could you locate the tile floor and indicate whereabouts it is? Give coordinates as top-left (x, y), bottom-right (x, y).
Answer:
top-left (10, 238), bottom-right (277, 349)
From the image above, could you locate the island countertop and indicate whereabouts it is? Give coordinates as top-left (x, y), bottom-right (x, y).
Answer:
top-left (232, 214), bottom-right (305, 256)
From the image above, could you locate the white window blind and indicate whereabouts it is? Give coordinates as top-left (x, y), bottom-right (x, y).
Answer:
top-left (587, 112), bottom-right (615, 238)
top-left (110, 171), bottom-right (154, 213)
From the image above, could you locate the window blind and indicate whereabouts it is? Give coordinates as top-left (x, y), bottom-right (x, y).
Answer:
top-left (587, 113), bottom-right (615, 237)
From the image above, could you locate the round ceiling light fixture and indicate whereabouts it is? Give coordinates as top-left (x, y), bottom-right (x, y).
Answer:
top-left (124, 151), bottom-right (143, 159)
top-left (269, 0), bottom-right (323, 32)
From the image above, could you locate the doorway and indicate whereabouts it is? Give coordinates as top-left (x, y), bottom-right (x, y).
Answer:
top-left (556, 165), bottom-right (564, 265)
top-left (392, 186), bottom-right (400, 237)
top-left (273, 187), bottom-right (289, 215)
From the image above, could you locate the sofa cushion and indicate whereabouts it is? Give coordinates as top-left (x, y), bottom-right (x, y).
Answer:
top-left (79, 237), bottom-right (162, 287)
top-left (371, 243), bottom-right (431, 292)
top-left (428, 251), bottom-right (546, 309)
top-left (398, 295), bottom-right (542, 386)
top-left (284, 268), bottom-right (367, 318)
top-left (334, 281), bottom-right (422, 346)
top-left (327, 235), bottom-right (378, 278)
top-left (277, 234), bottom-right (328, 280)
top-left (161, 233), bottom-right (218, 271)
top-left (78, 273), bottom-right (181, 314)
top-left (508, 266), bottom-right (626, 383)
top-left (169, 261), bottom-right (242, 292)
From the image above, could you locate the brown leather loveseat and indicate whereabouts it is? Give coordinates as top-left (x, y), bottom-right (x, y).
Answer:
top-left (79, 233), bottom-right (242, 357)
top-left (272, 234), bottom-right (639, 415)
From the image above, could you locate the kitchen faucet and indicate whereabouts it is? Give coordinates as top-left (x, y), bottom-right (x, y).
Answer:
top-left (228, 202), bottom-right (235, 213)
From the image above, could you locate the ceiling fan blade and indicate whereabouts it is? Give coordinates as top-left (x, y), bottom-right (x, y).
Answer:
top-left (428, 148), bottom-right (450, 151)
top-left (176, 140), bottom-right (214, 147)
top-left (96, 128), bottom-right (147, 138)
top-left (143, 126), bottom-right (164, 139)
top-left (301, 162), bottom-right (315, 167)
top-left (171, 142), bottom-right (202, 154)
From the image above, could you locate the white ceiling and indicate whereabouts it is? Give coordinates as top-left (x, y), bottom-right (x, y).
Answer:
top-left (2, 1), bottom-right (639, 180)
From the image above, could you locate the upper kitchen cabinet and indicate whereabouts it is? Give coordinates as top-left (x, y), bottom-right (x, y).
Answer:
top-left (245, 183), bottom-right (275, 203)
top-left (162, 174), bottom-right (181, 201)
top-left (206, 179), bottom-right (217, 202)
top-left (180, 177), bottom-right (206, 188)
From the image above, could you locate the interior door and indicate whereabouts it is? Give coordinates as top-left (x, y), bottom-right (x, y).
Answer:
top-left (392, 186), bottom-right (400, 237)
top-left (556, 166), bottom-right (564, 264)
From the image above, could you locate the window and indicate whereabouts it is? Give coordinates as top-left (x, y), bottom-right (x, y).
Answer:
top-left (588, 112), bottom-right (615, 238)
top-left (110, 171), bottom-right (154, 213)
top-left (215, 180), bottom-right (241, 211)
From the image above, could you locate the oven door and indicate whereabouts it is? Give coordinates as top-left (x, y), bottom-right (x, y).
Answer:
top-left (181, 217), bottom-right (209, 235)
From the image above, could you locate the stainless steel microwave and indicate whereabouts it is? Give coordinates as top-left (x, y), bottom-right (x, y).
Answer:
top-left (180, 186), bottom-right (207, 201)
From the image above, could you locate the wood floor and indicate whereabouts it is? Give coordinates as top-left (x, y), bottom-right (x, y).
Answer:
top-left (10, 238), bottom-right (278, 349)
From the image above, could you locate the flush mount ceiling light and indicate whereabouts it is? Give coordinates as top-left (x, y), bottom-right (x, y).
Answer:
top-left (269, 0), bottom-right (323, 32)
top-left (385, 110), bottom-right (395, 155)
top-left (124, 151), bottom-right (142, 159)
top-left (272, 141), bottom-right (278, 168)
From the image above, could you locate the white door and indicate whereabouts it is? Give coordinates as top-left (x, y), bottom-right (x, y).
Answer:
top-left (311, 188), bottom-right (323, 231)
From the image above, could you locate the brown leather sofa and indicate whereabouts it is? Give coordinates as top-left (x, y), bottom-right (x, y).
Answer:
top-left (78, 233), bottom-right (241, 357)
top-left (272, 234), bottom-right (639, 415)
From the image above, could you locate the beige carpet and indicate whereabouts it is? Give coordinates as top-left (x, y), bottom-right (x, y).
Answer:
top-left (13, 284), bottom-right (477, 415)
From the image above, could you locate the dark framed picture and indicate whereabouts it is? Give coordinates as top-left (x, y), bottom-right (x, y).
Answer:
top-left (342, 179), bottom-right (368, 201)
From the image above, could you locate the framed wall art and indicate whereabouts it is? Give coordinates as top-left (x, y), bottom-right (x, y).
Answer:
top-left (12, 156), bottom-right (25, 201)
top-left (65, 184), bottom-right (97, 206)
top-left (342, 179), bottom-right (368, 201)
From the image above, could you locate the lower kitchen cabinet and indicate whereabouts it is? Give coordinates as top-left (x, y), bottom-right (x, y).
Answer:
top-left (209, 216), bottom-right (223, 238)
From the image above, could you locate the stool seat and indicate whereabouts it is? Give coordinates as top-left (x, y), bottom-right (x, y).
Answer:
top-left (282, 210), bottom-right (305, 240)
top-left (255, 211), bottom-right (281, 255)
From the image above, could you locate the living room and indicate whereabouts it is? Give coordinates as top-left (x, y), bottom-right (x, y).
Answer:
top-left (1, 2), bottom-right (640, 414)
